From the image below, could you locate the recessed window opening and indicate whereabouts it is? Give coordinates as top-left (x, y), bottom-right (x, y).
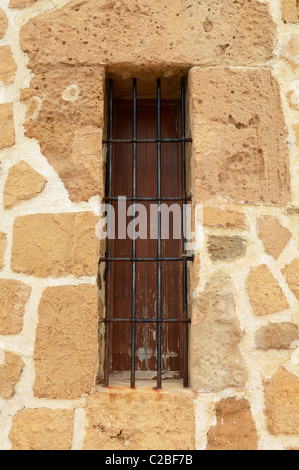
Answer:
top-left (99, 76), bottom-right (192, 389)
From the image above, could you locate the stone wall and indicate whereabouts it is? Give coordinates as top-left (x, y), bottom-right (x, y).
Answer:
top-left (0, 0), bottom-right (298, 451)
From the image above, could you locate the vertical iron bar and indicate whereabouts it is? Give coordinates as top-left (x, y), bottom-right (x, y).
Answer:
top-left (131, 78), bottom-right (137, 389)
top-left (157, 78), bottom-right (162, 389)
top-left (104, 79), bottom-right (113, 388)
top-left (181, 78), bottom-right (188, 388)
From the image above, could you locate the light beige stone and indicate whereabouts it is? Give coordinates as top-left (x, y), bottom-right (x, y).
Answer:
top-left (9, 0), bottom-right (37, 8)
top-left (207, 398), bottom-right (258, 450)
top-left (208, 235), bottom-right (246, 262)
top-left (11, 212), bottom-right (99, 278)
top-left (280, 34), bottom-right (299, 67)
top-left (189, 68), bottom-right (290, 205)
top-left (191, 276), bottom-right (248, 392)
top-left (255, 323), bottom-right (299, 351)
top-left (0, 46), bottom-right (17, 84)
top-left (21, 68), bottom-right (104, 202)
top-left (9, 409), bottom-right (74, 450)
top-left (282, 0), bottom-right (299, 23)
top-left (0, 103), bottom-right (15, 150)
top-left (34, 285), bottom-right (98, 399)
top-left (247, 265), bottom-right (289, 316)
top-left (257, 216), bottom-right (292, 259)
top-left (0, 279), bottom-right (31, 335)
top-left (283, 258), bottom-right (299, 300)
top-left (4, 161), bottom-right (47, 209)
top-left (0, 9), bottom-right (8, 39)
top-left (0, 351), bottom-right (24, 399)
top-left (264, 368), bottom-right (299, 435)
top-left (20, 0), bottom-right (274, 73)
top-left (0, 232), bottom-right (7, 270)
top-left (84, 390), bottom-right (196, 450)
top-left (294, 123), bottom-right (299, 145)
top-left (203, 207), bottom-right (246, 230)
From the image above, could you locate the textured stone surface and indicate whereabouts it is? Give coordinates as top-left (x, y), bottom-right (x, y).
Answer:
top-left (4, 161), bottom-right (47, 209)
top-left (20, 0), bottom-right (274, 73)
top-left (207, 398), bottom-right (258, 450)
top-left (255, 323), bottom-right (299, 351)
top-left (203, 207), bottom-right (246, 230)
top-left (257, 217), bottom-right (292, 259)
top-left (282, 0), bottom-right (299, 22)
top-left (0, 351), bottom-right (24, 399)
top-left (34, 284), bottom-right (98, 399)
top-left (9, 409), bottom-right (74, 450)
top-left (11, 212), bottom-right (99, 278)
top-left (280, 33), bottom-right (299, 67)
top-left (247, 265), bottom-right (289, 316)
top-left (0, 232), bottom-right (7, 270)
top-left (191, 276), bottom-right (247, 392)
top-left (84, 390), bottom-right (196, 450)
top-left (0, 46), bottom-right (17, 84)
top-left (0, 103), bottom-right (15, 150)
top-left (283, 258), bottom-right (299, 300)
top-left (208, 235), bottom-right (246, 262)
top-left (21, 68), bottom-right (104, 202)
top-left (9, 0), bottom-right (38, 8)
top-left (264, 368), bottom-right (299, 435)
top-left (0, 9), bottom-right (8, 39)
top-left (189, 68), bottom-right (290, 205)
top-left (0, 280), bottom-right (31, 335)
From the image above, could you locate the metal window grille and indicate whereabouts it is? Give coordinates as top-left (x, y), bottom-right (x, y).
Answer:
top-left (100, 77), bottom-right (193, 389)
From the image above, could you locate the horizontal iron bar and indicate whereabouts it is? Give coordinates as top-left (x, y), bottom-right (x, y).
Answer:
top-left (99, 255), bottom-right (194, 262)
top-left (103, 138), bottom-right (192, 144)
top-left (99, 318), bottom-right (191, 323)
top-left (104, 196), bottom-right (192, 202)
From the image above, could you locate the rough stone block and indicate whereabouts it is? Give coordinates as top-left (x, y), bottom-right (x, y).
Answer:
top-left (9, 0), bottom-right (38, 8)
top-left (0, 279), bottom-right (31, 335)
top-left (34, 284), bottom-right (98, 399)
top-left (208, 235), bottom-right (246, 262)
top-left (0, 232), bottom-right (7, 270)
top-left (0, 46), bottom-right (17, 84)
top-left (9, 409), bottom-right (74, 450)
top-left (11, 212), bottom-right (99, 278)
top-left (247, 265), bottom-right (289, 316)
top-left (282, 0), bottom-right (299, 23)
top-left (84, 390), bottom-right (196, 450)
top-left (4, 161), bottom-right (47, 209)
top-left (0, 103), bottom-right (15, 150)
top-left (264, 368), bottom-right (299, 435)
top-left (0, 9), bottom-right (8, 39)
top-left (255, 323), bottom-right (299, 351)
top-left (283, 258), bottom-right (299, 300)
top-left (0, 351), bottom-right (24, 399)
top-left (207, 398), bottom-right (258, 450)
top-left (189, 68), bottom-right (290, 205)
top-left (257, 217), bottom-right (291, 259)
top-left (203, 207), bottom-right (246, 230)
top-left (191, 276), bottom-right (247, 392)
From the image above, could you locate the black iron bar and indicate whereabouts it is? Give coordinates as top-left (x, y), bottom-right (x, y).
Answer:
top-left (99, 318), bottom-right (191, 323)
top-left (104, 79), bottom-right (113, 388)
top-left (104, 196), bottom-right (192, 202)
top-left (181, 78), bottom-right (189, 388)
top-left (103, 138), bottom-right (192, 144)
top-left (131, 78), bottom-right (137, 389)
top-left (100, 256), bottom-right (194, 262)
top-left (157, 78), bottom-right (162, 390)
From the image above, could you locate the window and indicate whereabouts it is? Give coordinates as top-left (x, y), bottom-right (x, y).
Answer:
top-left (100, 77), bottom-right (192, 389)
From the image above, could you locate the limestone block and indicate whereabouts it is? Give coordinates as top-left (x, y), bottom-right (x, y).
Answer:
top-left (84, 390), bottom-right (196, 450)
top-left (0, 103), bottom-right (15, 150)
top-left (282, 0), bottom-right (299, 23)
top-left (33, 284), bottom-right (98, 399)
top-left (191, 276), bottom-right (248, 392)
top-left (20, 0), bottom-right (275, 72)
top-left (11, 212), bottom-right (99, 278)
top-left (257, 216), bottom-right (291, 259)
top-left (0, 279), bottom-right (31, 335)
top-left (247, 265), bottom-right (289, 316)
top-left (207, 398), bottom-right (258, 450)
top-left (9, 0), bottom-right (38, 8)
top-left (0, 232), bottom-right (7, 270)
top-left (280, 33), bottom-right (299, 67)
top-left (0, 46), bottom-right (17, 84)
top-left (208, 235), bottom-right (246, 262)
top-left (283, 258), bottom-right (299, 300)
top-left (0, 9), bottom-right (8, 39)
top-left (21, 68), bottom-right (104, 202)
top-left (9, 409), bottom-right (74, 450)
top-left (264, 368), bottom-right (299, 435)
top-left (0, 351), bottom-right (24, 399)
top-left (4, 161), bottom-right (47, 209)
top-left (255, 323), bottom-right (299, 351)
top-left (189, 68), bottom-right (290, 205)
top-left (203, 207), bottom-right (246, 230)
